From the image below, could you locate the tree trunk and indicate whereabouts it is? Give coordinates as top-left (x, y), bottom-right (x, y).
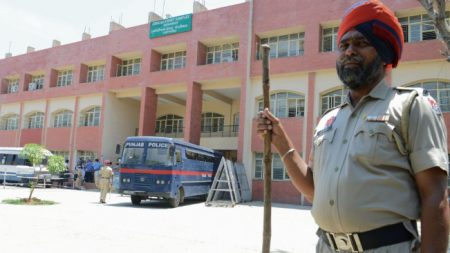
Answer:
top-left (418, 0), bottom-right (450, 58)
top-left (27, 163), bottom-right (39, 202)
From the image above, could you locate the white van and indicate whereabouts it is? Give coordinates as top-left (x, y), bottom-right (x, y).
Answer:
top-left (0, 147), bottom-right (53, 185)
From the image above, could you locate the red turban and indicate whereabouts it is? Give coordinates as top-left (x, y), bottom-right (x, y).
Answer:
top-left (337, 0), bottom-right (404, 68)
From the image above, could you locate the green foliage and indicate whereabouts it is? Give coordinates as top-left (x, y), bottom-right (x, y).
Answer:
top-left (19, 143), bottom-right (45, 167)
top-left (48, 155), bottom-right (66, 175)
top-left (2, 198), bottom-right (57, 205)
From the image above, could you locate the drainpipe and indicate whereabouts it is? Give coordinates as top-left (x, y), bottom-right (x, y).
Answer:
top-left (242, 0), bottom-right (254, 193)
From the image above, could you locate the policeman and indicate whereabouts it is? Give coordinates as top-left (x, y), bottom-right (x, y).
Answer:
top-left (257, 0), bottom-right (449, 252)
top-left (99, 160), bottom-right (114, 204)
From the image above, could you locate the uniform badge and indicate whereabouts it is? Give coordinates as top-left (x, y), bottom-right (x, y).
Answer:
top-left (315, 116), bottom-right (336, 136)
top-left (427, 97), bottom-right (442, 115)
top-left (366, 114), bottom-right (389, 122)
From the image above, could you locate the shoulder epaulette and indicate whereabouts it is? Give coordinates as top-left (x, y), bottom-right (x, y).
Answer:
top-left (394, 86), bottom-right (425, 95)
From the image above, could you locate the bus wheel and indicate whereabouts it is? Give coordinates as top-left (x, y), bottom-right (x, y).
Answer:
top-left (169, 188), bottom-right (183, 208)
top-left (131, 195), bottom-right (142, 205)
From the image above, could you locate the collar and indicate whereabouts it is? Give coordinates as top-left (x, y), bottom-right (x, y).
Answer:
top-left (344, 79), bottom-right (390, 105)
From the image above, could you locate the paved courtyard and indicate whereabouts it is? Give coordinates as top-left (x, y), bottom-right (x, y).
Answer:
top-left (0, 186), bottom-right (318, 253)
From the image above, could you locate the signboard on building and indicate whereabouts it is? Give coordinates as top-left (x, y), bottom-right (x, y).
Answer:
top-left (150, 14), bottom-right (193, 38)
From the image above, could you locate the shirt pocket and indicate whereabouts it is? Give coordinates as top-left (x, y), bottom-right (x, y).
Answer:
top-left (351, 122), bottom-right (395, 163)
top-left (313, 128), bottom-right (336, 170)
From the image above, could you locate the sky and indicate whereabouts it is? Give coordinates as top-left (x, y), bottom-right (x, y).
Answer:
top-left (0, 0), bottom-right (245, 59)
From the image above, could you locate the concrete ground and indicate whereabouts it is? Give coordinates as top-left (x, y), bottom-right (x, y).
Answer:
top-left (0, 186), bottom-right (318, 253)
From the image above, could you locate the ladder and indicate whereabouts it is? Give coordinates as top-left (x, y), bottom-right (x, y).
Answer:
top-left (206, 157), bottom-right (249, 207)
top-left (234, 163), bottom-right (251, 202)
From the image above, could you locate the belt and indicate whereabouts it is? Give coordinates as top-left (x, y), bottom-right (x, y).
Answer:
top-left (317, 221), bottom-right (416, 252)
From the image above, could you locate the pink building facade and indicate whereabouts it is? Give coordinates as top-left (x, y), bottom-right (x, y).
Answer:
top-left (0, 0), bottom-right (449, 205)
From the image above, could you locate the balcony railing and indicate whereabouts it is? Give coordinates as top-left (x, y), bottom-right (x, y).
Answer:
top-left (154, 125), bottom-right (239, 138)
top-left (200, 125), bottom-right (239, 137)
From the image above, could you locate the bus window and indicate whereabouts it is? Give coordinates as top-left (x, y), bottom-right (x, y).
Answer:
top-left (145, 145), bottom-right (173, 166)
top-left (175, 149), bottom-right (182, 163)
top-left (122, 148), bottom-right (144, 165)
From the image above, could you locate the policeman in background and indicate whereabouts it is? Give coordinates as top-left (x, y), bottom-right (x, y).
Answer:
top-left (99, 160), bottom-right (114, 204)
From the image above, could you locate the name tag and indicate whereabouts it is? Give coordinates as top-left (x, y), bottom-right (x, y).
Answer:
top-left (366, 115), bottom-right (389, 122)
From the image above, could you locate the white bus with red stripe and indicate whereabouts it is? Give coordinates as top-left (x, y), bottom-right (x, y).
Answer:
top-left (118, 136), bottom-right (222, 207)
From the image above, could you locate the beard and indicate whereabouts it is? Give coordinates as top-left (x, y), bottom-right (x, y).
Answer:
top-left (336, 54), bottom-right (384, 90)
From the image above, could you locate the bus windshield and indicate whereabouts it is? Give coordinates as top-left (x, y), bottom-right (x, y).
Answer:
top-left (122, 147), bottom-right (145, 165)
top-left (145, 145), bottom-right (174, 166)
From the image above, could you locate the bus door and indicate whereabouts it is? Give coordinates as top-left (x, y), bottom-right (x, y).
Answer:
top-left (172, 148), bottom-right (183, 187)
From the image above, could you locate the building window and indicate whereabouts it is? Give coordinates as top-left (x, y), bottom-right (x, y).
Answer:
top-left (29, 74), bottom-right (44, 91)
top-left (53, 110), bottom-right (73, 128)
top-left (257, 92), bottom-right (305, 118)
top-left (27, 112), bottom-right (44, 129)
top-left (398, 13), bottom-right (448, 42)
top-left (56, 70), bottom-right (73, 87)
top-left (1, 114), bottom-right (19, 130)
top-left (79, 106), bottom-right (101, 127)
top-left (7, 79), bottom-right (19, 94)
top-left (206, 43), bottom-right (239, 64)
top-left (51, 151), bottom-right (69, 161)
top-left (321, 26), bottom-right (338, 52)
top-left (201, 112), bottom-right (224, 133)
top-left (408, 80), bottom-right (450, 112)
top-left (161, 51), bottom-right (187, 71)
top-left (233, 112), bottom-right (240, 133)
top-left (254, 152), bottom-right (289, 180)
top-left (156, 114), bottom-right (184, 134)
top-left (77, 150), bottom-right (97, 162)
top-left (118, 58), bottom-right (141, 76)
top-left (259, 33), bottom-right (305, 59)
top-left (320, 87), bottom-right (348, 115)
top-left (87, 65), bottom-right (105, 83)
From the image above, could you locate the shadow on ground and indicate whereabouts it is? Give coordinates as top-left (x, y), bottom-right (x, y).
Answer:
top-left (106, 197), bottom-right (205, 209)
top-left (241, 201), bottom-right (312, 210)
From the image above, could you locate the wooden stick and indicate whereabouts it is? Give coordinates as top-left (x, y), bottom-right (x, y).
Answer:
top-left (261, 44), bottom-right (272, 253)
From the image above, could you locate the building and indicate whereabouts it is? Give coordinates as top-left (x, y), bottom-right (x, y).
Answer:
top-left (0, 0), bottom-right (449, 205)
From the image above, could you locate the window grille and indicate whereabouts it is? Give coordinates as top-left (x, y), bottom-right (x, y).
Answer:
top-left (56, 70), bottom-right (73, 87)
top-left (28, 112), bottom-right (44, 129)
top-left (87, 65), bottom-right (105, 83)
top-left (80, 106), bottom-right (101, 126)
top-left (1, 114), bottom-right (19, 130)
top-left (254, 152), bottom-right (290, 180)
top-left (53, 110), bottom-right (73, 128)
top-left (160, 51), bottom-right (186, 71)
top-left (408, 80), bottom-right (450, 113)
top-left (397, 13), bottom-right (450, 42)
top-left (77, 150), bottom-right (97, 162)
top-left (118, 58), bottom-right (141, 76)
top-left (320, 87), bottom-right (348, 115)
top-left (321, 27), bottom-right (338, 52)
top-left (156, 114), bottom-right (184, 134)
top-left (7, 79), bottom-right (19, 93)
top-left (206, 43), bottom-right (239, 64)
top-left (257, 92), bottom-right (305, 118)
top-left (201, 112), bottom-right (224, 133)
top-left (258, 32), bottom-right (304, 59)
top-left (30, 74), bottom-right (44, 90)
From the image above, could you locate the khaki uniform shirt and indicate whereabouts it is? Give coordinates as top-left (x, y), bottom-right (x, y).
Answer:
top-left (310, 80), bottom-right (448, 233)
top-left (99, 166), bottom-right (113, 188)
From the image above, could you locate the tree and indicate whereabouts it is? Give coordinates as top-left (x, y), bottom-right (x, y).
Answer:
top-left (47, 155), bottom-right (67, 175)
top-left (19, 143), bottom-right (45, 202)
top-left (418, 0), bottom-right (450, 60)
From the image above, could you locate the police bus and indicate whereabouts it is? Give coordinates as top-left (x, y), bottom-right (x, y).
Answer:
top-left (0, 147), bottom-right (53, 185)
top-left (118, 136), bottom-right (222, 207)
